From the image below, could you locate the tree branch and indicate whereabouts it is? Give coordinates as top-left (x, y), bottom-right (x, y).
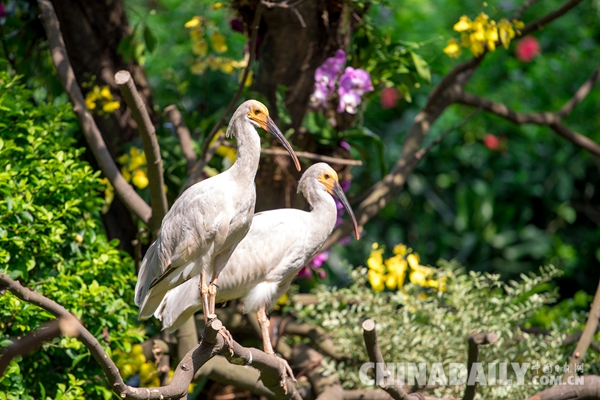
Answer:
top-left (558, 66), bottom-right (600, 118)
top-left (362, 319), bottom-right (419, 400)
top-left (38, 0), bottom-right (152, 225)
top-left (462, 332), bottom-right (498, 400)
top-left (0, 273), bottom-right (300, 400)
top-left (0, 316), bottom-right (79, 376)
top-left (519, 0), bottom-right (583, 37)
top-left (526, 375), bottom-right (600, 400)
top-left (165, 105), bottom-right (198, 174)
top-left (115, 70), bottom-right (169, 232)
top-left (283, 321), bottom-right (348, 360)
top-left (454, 91), bottom-right (600, 157)
top-left (563, 279), bottom-right (600, 382)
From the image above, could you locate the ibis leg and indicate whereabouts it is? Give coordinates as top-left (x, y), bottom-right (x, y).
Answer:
top-left (199, 271), bottom-right (211, 324)
top-left (208, 276), bottom-right (218, 318)
top-left (256, 304), bottom-right (297, 386)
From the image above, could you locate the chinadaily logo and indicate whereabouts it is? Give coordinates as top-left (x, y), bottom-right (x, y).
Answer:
top-left (358, 362), bottom-right (585, 387)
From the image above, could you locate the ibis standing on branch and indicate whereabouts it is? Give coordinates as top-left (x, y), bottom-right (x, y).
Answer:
top-left (134, 100), bottom-right (301, 333)
top-left (154, 163), bottom-right (360, 355)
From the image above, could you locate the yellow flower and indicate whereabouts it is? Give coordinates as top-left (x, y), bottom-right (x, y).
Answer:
top-left (512, 19), bottom-right (525, 30)
top-left (239, 70), bottom-right (253, 87)
top-left (132, 170), bottom-right (149, 189)
top-left (85, 97), bottom-right (96, 110)
top-left (102, 100), bottom-right (120, 114)
top-left (121, 166), bottom-right (132, 183)
top-left (193, 39), bottom-right (208, 56)
top-left (393, 243), bottom-right (407, 256)
top-left (129, 151), bottom-right (146, 171)
top-left (207, 56), bottom-right (222, 70)
top-left (385, 274), bottom-right (397, 290)
top-left (211, 31), bottom-right (227, 53)
top-left (190, 61), bottom-right (207, 75)
top-left (497, 19), bottom-right (515, 49)
top-left (190, 28), bottom-right (204, 42)
top-left (185, 16), bottom-right (202, 29)
top-left (368, 270), bottom-right (385, 292)
top-left (211, 2), bottom-right (224, 10)
top-left (453, 16), bottom-right (472, 32)
top-left (367, 246), bottom-right (385, 274)
top-left (485, 23), bottom-right (499, 51)
top-left (469, 36), bottom-right (485, 57)
top-left (219, 59), bottom-right (234, 74)
top-left (100, 86), bottom-right (113, 100)
top-left (406, 253), bottom-right (420, 269)
top-left (216, 145), bottom-right (237, 163)
top-left (443, 38), bottom-right (462, 59)
top-left (409, 270), bottom-right (426, 286)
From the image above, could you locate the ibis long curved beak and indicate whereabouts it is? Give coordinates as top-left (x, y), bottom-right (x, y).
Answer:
top-left (265, 116), bottom-right (301, 171)
top-left (332, 181), bottom-right (360, 240)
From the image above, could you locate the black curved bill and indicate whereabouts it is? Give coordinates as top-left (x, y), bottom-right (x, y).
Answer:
top-left (332, 181), bottom-right (360, 240)
top-left (265, 116), bottom-right (301, 171)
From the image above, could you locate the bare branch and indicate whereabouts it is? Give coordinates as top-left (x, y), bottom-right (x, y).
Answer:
top-left (0, 273), bottom-right (300, 400)
top-left (362, 319), bottom-right (419, 400)
top-left (261, 148), bottom-right (362, 166)
top-left (38, 0), bottom-right (152, 225)
top-left (526, 375), bottom-right (600, 400)
top-left (115, 70), bottom-right (169, 232)
top-left (165, 105), bottom-right (197, 174)
top-left (187, 3), bottom-right (265, 187)
top-left (462, 332), bottom-right (498, 400)
top-left (343, 389), bottom-right (395, 400)
top-left (558, 66), bottom-right (600, 118)
top-left (0, 316), bottom-right (79, 376)
top-left (283, 321), bottom-right (348, 360)
top-left (455, 91), bottom-right (600, 157)
top-left (519, 0), bottom-right (583, 37)
top-left (563, 279), bottom-right (600, 382)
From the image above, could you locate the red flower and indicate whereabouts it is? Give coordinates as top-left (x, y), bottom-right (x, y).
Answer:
top-left (515, 36), bottom-right (541, 62)
top-left (380, 87), bottom-right (399, 109)
top-left (483, 134), bottom-right (500, 150)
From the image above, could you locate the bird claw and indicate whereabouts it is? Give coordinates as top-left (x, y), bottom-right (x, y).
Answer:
top-left (272, 354), bottom-right (296, 392)
top-left (218, 327), bottom-right (235, 356)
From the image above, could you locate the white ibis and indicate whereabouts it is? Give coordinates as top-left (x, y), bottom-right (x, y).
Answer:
top-left (135, 100), bottom-right (301, 330)
top-left (154, 163), bottom-right (360, 356)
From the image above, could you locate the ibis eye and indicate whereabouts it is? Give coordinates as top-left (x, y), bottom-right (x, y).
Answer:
top-left (254, 109), bottom-right (261, 115)
top-left (324, 174), bottom-right (330, 179)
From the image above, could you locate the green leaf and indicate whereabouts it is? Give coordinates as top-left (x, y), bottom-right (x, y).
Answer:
top-left (410, 51), bottom-right (431, 84)
top-left (143, 25), bottom-right (157, 53)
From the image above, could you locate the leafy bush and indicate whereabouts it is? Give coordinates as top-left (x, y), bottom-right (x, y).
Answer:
top-left (0, 74), bottom-right (142, 400)
top-left (296, 262), bottom-right (581, 399)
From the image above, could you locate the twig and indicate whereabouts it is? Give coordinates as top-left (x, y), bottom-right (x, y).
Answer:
top-left (413, 108), bottom-right (482, 161)
top-left (454, 91), bottom-right (600, 157)
top-left (0, 273), bottom-right (299, 400)
top-left (362, 319), bottom-right (419, 400)
top-left (115, 70), bottom-right (168, 232)
top-left (462, 332), bottom-right (498, 400)
top-left (0, 316), bottom-right (79, 375)
top-left (563, 279), bottom-right (600, 382)
top-left (519, 0), bottom-right (583, 37)
top-left (38, 0), bottom-right (152, 225)
top-left (558, 65), bottom-right (600, 118)
top-left (187, 3), bottom-right (265, 188)
top-left (514, 0), bottom-right (541, 20)
top-left (165, 105), bottom-right (197, 174)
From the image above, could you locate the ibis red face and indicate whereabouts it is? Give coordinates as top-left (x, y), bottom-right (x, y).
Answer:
top-left (318, 168), bottom-right (360, 240)
top-left (248, 103), bottom-right (301, 171)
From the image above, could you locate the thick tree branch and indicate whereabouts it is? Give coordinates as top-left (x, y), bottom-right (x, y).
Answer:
top-left (38, 0), bottom-right (152, 225)
top-left (165, 105), bottom-right (197, 174)
top-left (362, 319), bottom-right (419, 400)
top-left (186, 3), bottom-right (265, 188)
top-left (455, 91), bottom-right (600, 157)
top-left (0, 316), bottom-right (79, 376)
top-left (0, 273), bottom-right (300, 400)
top-left (563, 279), bottom-right (600, 382)
top-left (283, 321), bottom-right (348, 360)
top-left (462, 332), bottom-right (498, 400)
top-left (115, 70), bottom-right (169, 232)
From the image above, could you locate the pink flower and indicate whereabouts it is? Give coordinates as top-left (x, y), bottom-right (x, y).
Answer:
top-left (310, 50), bottom-right (346, 108)
top-left (515, 36), bottom-right (541, 62)
top-left (483, 134), bottom-right (500, 150)
top-left (380, 87), bottom-right (399, 109)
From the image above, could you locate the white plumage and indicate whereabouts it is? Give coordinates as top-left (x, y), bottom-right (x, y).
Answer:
top-left (154, 162), bottom-right (360, 354)
top-left (135, 100), bottom-right (300, 321)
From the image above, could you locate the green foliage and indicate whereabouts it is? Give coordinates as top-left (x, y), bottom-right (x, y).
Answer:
top-left (0, 74), bottom-right (143, 399)
top-left (296, 263), bottom-right (584, 398)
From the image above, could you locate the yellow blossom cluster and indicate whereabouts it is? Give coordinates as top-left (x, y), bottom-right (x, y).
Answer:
top-left (185, 15), bottom-right (249, 85)
top-left (118, 147), bottom-right (149, 190)
top-left (84, 85), bottom-right (120, 114)
top-left (209, 129), bottom-right (238, 170)
top-left (100, 177), bottom-right (115, 212)
top-left (367, 242), bottom-right (446, 292)
top-left (443, 13), bottom-right (524, 58)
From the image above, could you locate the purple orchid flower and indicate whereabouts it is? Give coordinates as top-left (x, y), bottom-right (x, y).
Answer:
top-left (337, 67), bottom-right (374, 114)
top-left (310, 49), bottom-right (346, 107)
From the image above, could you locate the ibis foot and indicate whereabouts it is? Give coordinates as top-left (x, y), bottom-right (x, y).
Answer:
top-left (219, 326), bottom-right (235, 356)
